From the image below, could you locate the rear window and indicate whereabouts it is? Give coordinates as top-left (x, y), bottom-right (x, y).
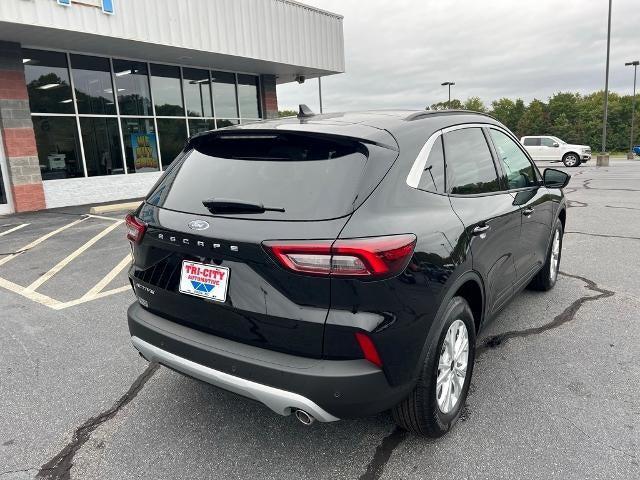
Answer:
top-left (147, 132), bottom-right (383, 221)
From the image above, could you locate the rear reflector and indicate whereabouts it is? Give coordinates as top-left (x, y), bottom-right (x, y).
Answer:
top-left (263, 234), bottom-right (416, 279)
top-left (354, 332), bottom-right (383, 368)
top-left (125, 213), bottom-right (147, 244)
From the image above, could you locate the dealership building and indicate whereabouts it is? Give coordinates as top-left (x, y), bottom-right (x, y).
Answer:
top-left (0, 0), bottom-right (344, 213)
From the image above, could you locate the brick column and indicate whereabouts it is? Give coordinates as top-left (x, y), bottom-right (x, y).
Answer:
top-left (260, 74), bottom-right (278, 119)
top-left (0, 41), bottom-right (45, 212)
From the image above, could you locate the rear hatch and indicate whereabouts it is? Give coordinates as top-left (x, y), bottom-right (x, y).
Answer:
top-left (130, 129), bottom-right (398, 358)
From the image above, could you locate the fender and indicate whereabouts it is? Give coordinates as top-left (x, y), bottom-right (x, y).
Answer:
top-left (410, 269), bottom-right (486, 383)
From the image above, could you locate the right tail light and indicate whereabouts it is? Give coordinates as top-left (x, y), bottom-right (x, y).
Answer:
top-left (263, 234), bottom-right (416, 279)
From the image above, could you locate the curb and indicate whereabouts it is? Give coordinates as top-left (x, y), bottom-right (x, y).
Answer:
top-left (89, 201), bottom-right (142, 215)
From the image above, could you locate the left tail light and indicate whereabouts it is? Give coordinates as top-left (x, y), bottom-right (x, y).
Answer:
top-left (125, 213), bottom-right (147, 244)
top-left (263, 234), bottom-right (416, 279)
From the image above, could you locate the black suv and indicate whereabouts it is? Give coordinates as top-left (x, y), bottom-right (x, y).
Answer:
top-left (126, 110), bottom-right (569, 437)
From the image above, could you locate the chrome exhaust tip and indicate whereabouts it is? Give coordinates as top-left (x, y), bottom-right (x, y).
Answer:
top-left (294, 409), bottom-right (315, 425)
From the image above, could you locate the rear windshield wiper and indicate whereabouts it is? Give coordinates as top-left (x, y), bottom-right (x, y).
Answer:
top-left (202, 198), bottom-right (285, 214)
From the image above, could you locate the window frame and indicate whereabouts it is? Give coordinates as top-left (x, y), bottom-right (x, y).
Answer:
top-left (407, 123), bottom-right (506, 198)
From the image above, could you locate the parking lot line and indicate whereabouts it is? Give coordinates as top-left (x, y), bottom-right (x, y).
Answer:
top-left (24, 220), bottom-right (124, 293)
top-left (0, 217), bottom-right (89, 268)
top-left (55, 285), bottom-right (131, 310)
top-left (0, 223), bottom-right (29, 237)
top-left (0, 276), bottom-right (62, 308)
top-left (81, 254), bottom-right (132, 299)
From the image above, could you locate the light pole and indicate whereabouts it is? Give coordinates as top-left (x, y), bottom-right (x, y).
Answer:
top-left (441, 81), bottom-right (455, 109)
top-left (601, 0), bottom-right (613, 156)
top-left (626, 60), bottom-right (639, 158)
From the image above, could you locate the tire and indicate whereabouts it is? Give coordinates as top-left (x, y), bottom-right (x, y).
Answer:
top-left (392, 296), bottom-right (476, 437)
top-left (528, 220), bottom-right (563, 291)
top-left (562, 152), bottom-right (581, 167)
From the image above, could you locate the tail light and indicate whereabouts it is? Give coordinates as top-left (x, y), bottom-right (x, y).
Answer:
top-left (125, 213), bottom-right (147, 244)
top-left (354, 332), bottom-right (383, 367)
top-left (263, 234), bottom-right (416, 279)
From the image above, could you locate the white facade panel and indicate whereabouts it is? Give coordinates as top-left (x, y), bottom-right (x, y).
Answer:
top-left (0, 0), bottom-right (345, 79)
top-left (43, 173), bottom-right (162, 209)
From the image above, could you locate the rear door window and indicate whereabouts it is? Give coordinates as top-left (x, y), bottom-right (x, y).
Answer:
top-left (444, 128), bottom-right (501, 195)
top-left (147, 132), bottom-right (387, 221)
top-left (523, 137), bottom-right (540, 146)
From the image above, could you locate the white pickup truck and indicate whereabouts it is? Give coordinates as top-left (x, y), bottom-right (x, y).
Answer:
top-left (520, 136), bottom-right (591, 167)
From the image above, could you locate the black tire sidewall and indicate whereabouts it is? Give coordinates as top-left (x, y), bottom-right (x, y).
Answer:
top-left (421, 297), bottom-right (476, 434)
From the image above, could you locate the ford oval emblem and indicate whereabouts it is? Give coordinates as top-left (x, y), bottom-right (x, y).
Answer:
top-left (188, 220), bottom-right (210, 231)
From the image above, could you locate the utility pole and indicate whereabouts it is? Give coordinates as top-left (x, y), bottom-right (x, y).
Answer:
top-left (601, 0), bottom-right (613, 154)
top-left (625, 61), bottom-right (639, 157)
top-left (318, 77), bottom-right (323, 114)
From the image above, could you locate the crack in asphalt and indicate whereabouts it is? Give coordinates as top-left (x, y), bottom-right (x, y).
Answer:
top-left (358, 427), bottom-right (408, 480)
top-left (477, 272), bottom-right (614, 356)
top-left (36, 363), bottom-right (159, 480)
top-left (567, 199), bottom-right (588, 208)
top-left (565, 231), bottom-right (640, 241)
top-left (605, 205), bottom-right (640, 211)
top-left (358, 272), bottom-right (614, 480)
top-left (0, 467), bottom-right (39, 477)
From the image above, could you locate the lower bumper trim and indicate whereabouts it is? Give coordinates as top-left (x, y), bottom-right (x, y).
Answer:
top-left (131, 336), bottom-right (340, 422)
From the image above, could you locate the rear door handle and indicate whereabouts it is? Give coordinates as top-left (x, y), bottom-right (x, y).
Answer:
top-left (472, 225), bottom-right (490, 236)
top-left (522, 207), bottom-right (534, 216)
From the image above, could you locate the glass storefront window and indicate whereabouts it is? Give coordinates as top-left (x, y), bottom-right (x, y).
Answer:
top-left (237, 74), bottom-right (261, 119)
top-left (23, 49), bottom-right (74, 114)
top-left (113, 59), bottom-right (152, 116)
top-left (32, 116), bottom-right (83, 180)
top-left (157, 119), bottom-right (188, 168)
top-left (23, 50), bottom-right (263, 182)
top-left (188, 119), bottom-right (216, 135)
top-left (70, 55), bottom-right (116, 115)
top-left (183, 68), bottom-right (213, 117)
top-left (216, 119), bottom-right (239, 129)
top-left (212, 71), bottom-right (238, 118)
top-left (120, 118), bottom-right (159, 173)
top-left (80, 117), bottom-right (124, 176)
top-left (150, 64), bottom-right (184, 116)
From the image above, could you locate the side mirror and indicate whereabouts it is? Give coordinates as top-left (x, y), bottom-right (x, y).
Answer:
top-left (544, 168), bottom-right (570, 188)
top-left (552, 142), bottom-right (560, 147)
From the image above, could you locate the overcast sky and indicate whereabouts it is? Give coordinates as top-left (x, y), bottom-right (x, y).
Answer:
top-left (278, 0), bottom-right (639, 112)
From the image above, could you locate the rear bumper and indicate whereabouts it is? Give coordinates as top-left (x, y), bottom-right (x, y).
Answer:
top-left (128, 302), bottom-right (412, 420)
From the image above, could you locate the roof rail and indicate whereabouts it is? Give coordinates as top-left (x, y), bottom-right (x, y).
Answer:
top-left (405, 109), bottom-right (498, 122)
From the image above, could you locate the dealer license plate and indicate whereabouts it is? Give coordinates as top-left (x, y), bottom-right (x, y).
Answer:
top-left (179, 260), bottom-right (229, 303)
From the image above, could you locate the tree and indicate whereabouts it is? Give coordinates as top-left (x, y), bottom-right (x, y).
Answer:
top-left (429, 99), bottom-right (463, 110)
top-left (278, 109), bottom-right (297, 118)
top-left (463, 96), bottom-right (486, 113)
top-left (517, 99), bottom-right (550, 136)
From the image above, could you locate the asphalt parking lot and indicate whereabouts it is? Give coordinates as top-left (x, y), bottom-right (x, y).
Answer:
top-left (1, 160), bottom-right (639, 480)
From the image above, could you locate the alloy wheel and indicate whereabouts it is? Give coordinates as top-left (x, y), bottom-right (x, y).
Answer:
top-left (550, 229), bottom-right (561, 281)
top-left (436, 319), bottom-right (469, 414)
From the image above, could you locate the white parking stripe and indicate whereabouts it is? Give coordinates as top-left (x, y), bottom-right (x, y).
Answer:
top-left (24, 220), bottom-right (124, 293)
top-left (81, 254), bottom-right (131, 299)
top-left (0, 217), bottom-right (89, 268)
top-left (0, 223), bottom-right (29, 237)
top-left (55, 285), bottom-right (131, 310)
top-left (0, 276), bottom-right (62, 308)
